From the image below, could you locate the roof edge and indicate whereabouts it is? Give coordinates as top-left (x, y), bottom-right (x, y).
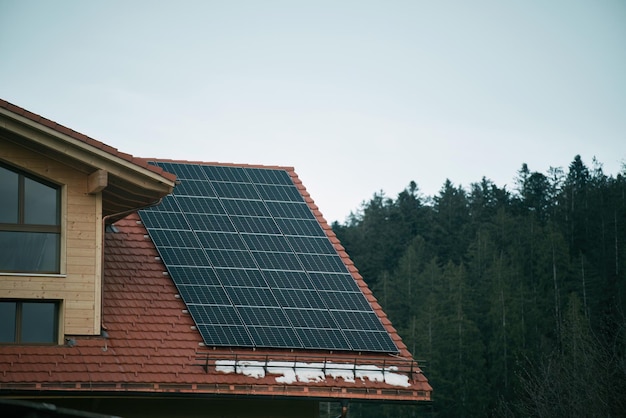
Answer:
top-left (0, 99), bottom-right (177, 185)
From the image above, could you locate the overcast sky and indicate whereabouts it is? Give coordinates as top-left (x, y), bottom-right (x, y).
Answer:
top-left (1, 1), bottom-right (625, 223)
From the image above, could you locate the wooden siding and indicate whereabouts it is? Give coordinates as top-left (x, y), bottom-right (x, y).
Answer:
top-left (0, 137), bottom-right (102, 337)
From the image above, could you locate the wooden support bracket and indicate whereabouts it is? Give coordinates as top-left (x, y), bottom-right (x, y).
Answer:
top-left (88, 169), bottom-right (108, 194)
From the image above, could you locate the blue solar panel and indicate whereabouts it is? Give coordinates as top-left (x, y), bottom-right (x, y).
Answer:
top-left (139, 162), bottom-right (398, 353)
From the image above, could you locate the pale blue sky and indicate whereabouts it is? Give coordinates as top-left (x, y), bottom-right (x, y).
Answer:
top-left (1, 0), bottom-right (625, 223)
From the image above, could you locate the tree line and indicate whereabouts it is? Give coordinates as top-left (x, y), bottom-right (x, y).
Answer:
top-left (331, 155), bottom-right (626, 417)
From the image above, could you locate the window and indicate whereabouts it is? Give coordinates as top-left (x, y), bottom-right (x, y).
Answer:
top-left (0, 162), bottom-right (61, 273)
top-left (0, 300), bottom-right (59, 344)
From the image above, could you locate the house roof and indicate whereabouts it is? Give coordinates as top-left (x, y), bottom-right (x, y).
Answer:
top-left (0, 100), bottom-right (431, 403)
top-left (0, 211), bottom-right (430, 402)
top-left (0, 99), bottom-right (176, 218)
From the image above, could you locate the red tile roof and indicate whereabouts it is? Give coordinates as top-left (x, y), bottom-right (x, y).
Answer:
top-left (0, 212), bottom-right (430, 401)
top-left (0, 99), bottom-right (176, 183)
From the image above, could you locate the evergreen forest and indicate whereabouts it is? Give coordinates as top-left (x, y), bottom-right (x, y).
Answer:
top-left (330, 155), bottom-right (626, 417)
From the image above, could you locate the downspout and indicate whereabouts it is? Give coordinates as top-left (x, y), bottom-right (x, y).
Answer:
top-left (99, 196), bottom-right (166, 335)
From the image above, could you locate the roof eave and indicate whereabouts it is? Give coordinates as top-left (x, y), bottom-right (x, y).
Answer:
top-left (0, 105), bottom-right (176, 216)
top-left (0, 385), bottom-right (431, 403)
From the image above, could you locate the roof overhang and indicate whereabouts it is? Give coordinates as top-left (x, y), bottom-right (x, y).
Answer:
top-left (0, 103), bottom-right (176, 220)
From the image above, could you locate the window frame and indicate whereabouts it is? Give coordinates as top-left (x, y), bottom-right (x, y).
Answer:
top-left (0, 161), bottom-right (62, 274)
top-left (0, 299), bottom-right (61, 345)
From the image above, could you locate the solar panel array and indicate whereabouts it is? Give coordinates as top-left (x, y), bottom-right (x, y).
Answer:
top-left (139, 162), bottom-right (398, 353)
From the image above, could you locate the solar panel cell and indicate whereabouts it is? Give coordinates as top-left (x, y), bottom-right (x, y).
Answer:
top-left (158, 247), bottom-right (211, 267)
top-left (225, 287), bottom-right (278, 307)
top-left (247, 326), bottom-right (301, 348)
top-left (202, 165), bottom-right (249, 183)
top-left (187, 304), bottom-right (243, 326)
top-left (167, 266), bottom-right (220, 286)
top-left (256, 184), bottom-right (303, 202)
top-left (186, 213), bottom-right (235, 232)
top-left (309, 272), bottom-right (361, 292)
top-left (332, 310), bottom-right (386, 331)
top-left (164, 163), bottom-right (206, 180)
top-left (245, 167), bottom-right (293, 185)
top-left (241, 234), bottom-right (292, 252)
top-left (212, 182), bottom-right (260, 200)
top-left (197, 324), bottom-right (254, 347)
top-left (175, 196), bottom-right (225, 215)
top-left (321, 291), bottom-right (373, 311)
top-left (343, 330), bottom-right (398, 352)
top-left (221, 199), bottom-right (269, 217)
top-left (230, 216), bottom-right (280, 234)
top-left (237, 306), bottom-right (292, 327)
top-left (264, 201), bottom-right (313, 219)
top-left (205, 249), bottom-right (257, 269)
top-left (215, 268), bottom-right (268, 287)
top-left (262, 270), bottom-right (315, 289)
top-left (178, 285), bottom-right (231, 305)
top-left (148, 229), bottom-right (200, 248)
top-left (155, 196), bottom-right (180, 212)
top-left (298, 254), bottom-right (348, 273)
top-left (196, 231), bottom-right (247, 250)
top-left (274, 218), bottom-right (326, 237)
top-left (252, 251), bottom-right (302, 271)
top-left (174, 180), bottom-right (216, 197)
top-left (287, 236), bottom-right (336, 254)
top-left (285, 308), bottom-right (335, 328)
top-left (273, 289), bottom-right (326, 309)
top-left (140, 211), bottom-right (189, 230)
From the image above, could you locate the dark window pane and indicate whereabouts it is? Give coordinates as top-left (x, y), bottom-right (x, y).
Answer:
top-left (0, 302), bottom-right (16, 342)
top-left (0, 166), bottom-right (18, 223)
top-left (24, 177), bottom-right (59, 225)
top-left (0, 231), bottom-right (60, 273)
top-left (20, 302), bottom-right (57, 343)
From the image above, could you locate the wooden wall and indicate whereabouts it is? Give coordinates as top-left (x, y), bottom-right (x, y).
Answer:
top-left (0, 137), bottom-right (102, 337)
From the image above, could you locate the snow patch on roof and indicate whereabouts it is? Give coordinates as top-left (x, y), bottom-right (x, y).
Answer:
top-left (215, 360), bottom-right (411, 387)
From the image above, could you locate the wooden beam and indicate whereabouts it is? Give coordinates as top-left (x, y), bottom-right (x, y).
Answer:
top-left (88, 170), bottom-right (108, 194)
